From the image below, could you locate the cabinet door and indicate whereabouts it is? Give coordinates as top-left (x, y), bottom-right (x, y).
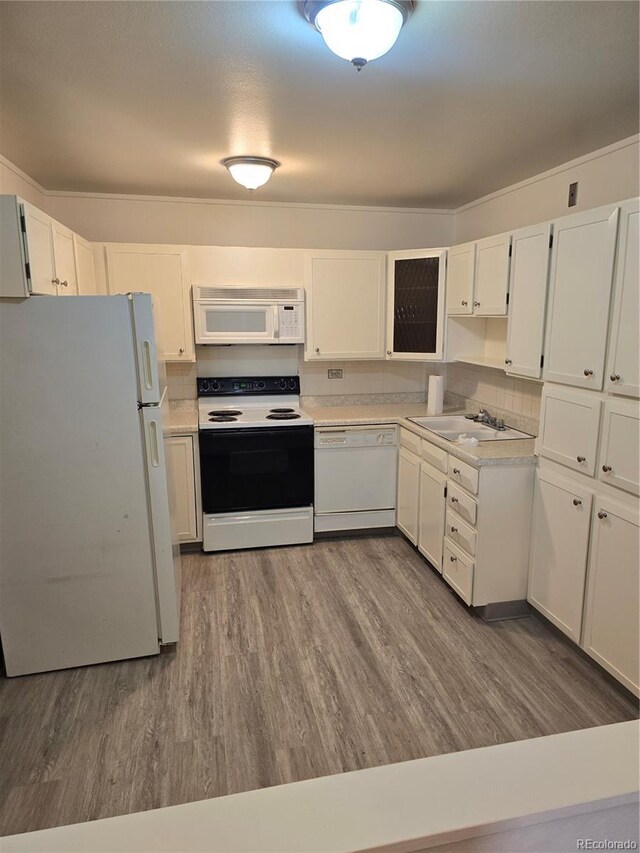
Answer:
top-left (606, 199), bottom-right (639, 398)
top-left (537, 385), bottom-right (602, 477)
top-left (21, 201), bottom-right (57, 295)
top-left (544, 204), bottom-right (619, 390)
top-left (418, 461), bottom-right (447, 571)
top-left (106, 245), bottom-right (194, 362)
top-left (304, 252), bottom-right (385, 360)
top-left (473, 233), bottom-right (510, 316)
top-left (582, 498), bottom-right (639, 695)
top-left (505, 222), bottom-right (552, 378)
top-left (52, 221), bottom-right (78, 295)
top-left (528, 469), bottom-right (593, 642)
top-left (397, 447), bottom-right (420, 544)
top-left (446, 242), bottom-right (475, 315)
top-left (165, 435), bottom-right (199, 542)
top-left (386, 249), bottom-right (446, 361)
top-left (598, 398), bottom-right (640, 496)
top-left (73, 234), bottom-right (97, 294)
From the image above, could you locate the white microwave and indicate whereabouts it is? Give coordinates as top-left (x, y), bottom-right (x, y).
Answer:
top-left (193, 286), bottom-right (305, 345)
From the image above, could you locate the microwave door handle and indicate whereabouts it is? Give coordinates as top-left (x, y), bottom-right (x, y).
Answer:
top-left (272, 304), bottom-right (279, 339)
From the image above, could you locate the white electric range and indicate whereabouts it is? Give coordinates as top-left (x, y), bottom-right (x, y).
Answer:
top-left (197, 376), bottom-right (314, 552)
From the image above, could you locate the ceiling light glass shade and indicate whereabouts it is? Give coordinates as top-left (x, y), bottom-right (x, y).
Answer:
top-left (222, 157), bottom-right (280, 190)
top-left (305, 0), bottom-right (412, 69)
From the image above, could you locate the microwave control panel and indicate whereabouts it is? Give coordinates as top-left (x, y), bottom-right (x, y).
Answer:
top-left (278, 304), bottom-right (303, 341)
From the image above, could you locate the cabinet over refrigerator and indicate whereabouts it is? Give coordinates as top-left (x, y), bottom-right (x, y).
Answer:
top-left (0, 294), bottom-right (181, 676)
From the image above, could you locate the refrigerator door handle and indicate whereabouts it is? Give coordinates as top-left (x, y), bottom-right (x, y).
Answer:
top-left (149, 418), bottom-right (160, 467)
top-left (142, 340), bottom-right (154, 391)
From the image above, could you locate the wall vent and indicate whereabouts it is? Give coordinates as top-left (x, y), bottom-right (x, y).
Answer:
top-left (194, 286), bottom-right (303, 302)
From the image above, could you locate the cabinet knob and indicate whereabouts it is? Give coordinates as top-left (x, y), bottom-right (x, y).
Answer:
top-left (602, 465), bottom-right (612, 473)
top-left (597, 511), bottom-right (608, 520)
top-left (450, 525), bottom-right (458, 533)
top-left (610, 373), bottom-right (621, 382)
top-left (451, 497), bottom-right (459, 503)
top-left (315, 347), bottom-right (320, 353)
top-left (450, 555), bottom-right (457, 562)
top-left (59, 279), bottom-right (68, 287)
top-left (386, 350), bottom-right (392, 355)
top-left (583, 369), bottom-right (594, 377)
top-left (473, 301), bottom-right (480, 307)
top-left (504, 358), bottom-right (512, 365)
top-left (572, 498), bottom-right (582, 506)
top-left (179, 347), bottom-right (185, 354)
top-left (453, 467), bottom-right (460, 474)
top-left (461, 300), bottom-right (468, 306)
top-left (576, 456), bottom-right (586, 463)
top-left (52, 277), bottom-right (60, 285)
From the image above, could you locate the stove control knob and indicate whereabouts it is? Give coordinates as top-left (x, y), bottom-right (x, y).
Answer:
top-left (257, 381), bottom-right (266, 390)
top-left (288, 378), bottom-right (297, 389)
top-left (199, 380), bottom-right (210, 393)
top-left (211, 380), bottom-right (220, 392)
top-left (279, 379), bottom-right (288, 389)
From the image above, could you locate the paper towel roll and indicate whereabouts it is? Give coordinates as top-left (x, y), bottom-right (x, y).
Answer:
top-left (427, 374), bottom-right (444, 416)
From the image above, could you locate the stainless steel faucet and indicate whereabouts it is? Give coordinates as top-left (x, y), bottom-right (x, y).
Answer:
top-left (472, 409), bottom-right (507, 430)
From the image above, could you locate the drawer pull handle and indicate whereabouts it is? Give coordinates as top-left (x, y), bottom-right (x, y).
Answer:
top-left (450, 526), bottom-right (458, 533)
top-left (450, 555), bottom-right (457, 562)
top-left (598, 511), bottom-right (608, 520)
top-left (583, 369), bottom-right (594, 377)
top-left (602, 465), bottom-right (612, 473)
top-left (453, 467), bottom-right (460, 474)
top-left (610, 373), bottom-right (620, 382)
top-left (576, 456), bottom-right (586, 463)
top-left (572, 498), bottom-right (582, 506)
top-left (451, 497), bottom-right (459, 503)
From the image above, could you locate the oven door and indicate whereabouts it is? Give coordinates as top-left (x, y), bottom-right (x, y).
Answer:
top-left (194, 301), bottom-right (278, 344)
top-left (199, 426), bottom-right (314, 513)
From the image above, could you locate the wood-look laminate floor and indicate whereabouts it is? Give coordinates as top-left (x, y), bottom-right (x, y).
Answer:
top-left (1, 534), bottom-right (637, 837)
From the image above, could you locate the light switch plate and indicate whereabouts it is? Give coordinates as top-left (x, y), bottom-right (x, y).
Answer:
top-left (327, 369), bottom-right (343, 379)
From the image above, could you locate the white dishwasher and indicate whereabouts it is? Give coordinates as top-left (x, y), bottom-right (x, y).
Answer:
top-left (314, 425), bottom-right (398, 532)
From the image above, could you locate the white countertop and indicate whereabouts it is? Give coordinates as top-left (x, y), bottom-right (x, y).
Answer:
top-left (305, 404), bottom-right (537, 467)
top-left (3, 721), bottom-right (637, 852)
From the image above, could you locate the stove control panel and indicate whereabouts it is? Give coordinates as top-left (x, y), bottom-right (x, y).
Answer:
top-left (198, 376), bottom-right (300, 396)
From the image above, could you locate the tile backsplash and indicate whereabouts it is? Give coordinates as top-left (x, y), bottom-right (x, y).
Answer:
top-left (299, 360), bottom-right (441, 397)
top-left (166, 363), bottom-right (198, 400)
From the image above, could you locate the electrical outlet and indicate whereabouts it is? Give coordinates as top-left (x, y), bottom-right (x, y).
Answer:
top-left (568, 182), bottom-right (578, 207)
top-left (327, 369), bottom-right (343, 379)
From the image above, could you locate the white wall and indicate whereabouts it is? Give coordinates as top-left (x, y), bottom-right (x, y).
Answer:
top-left (454, 135), bottom-right (639, 243)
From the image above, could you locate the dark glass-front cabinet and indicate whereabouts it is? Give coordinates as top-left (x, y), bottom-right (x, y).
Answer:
top-left (386, 249), bottom-right (447, 361)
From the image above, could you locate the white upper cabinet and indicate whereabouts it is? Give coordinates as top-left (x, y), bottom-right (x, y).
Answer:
top-left (582, 496), bottom-right (640, 696)
top-left (386, 249), bottom-right (447, 361)
top-left (106, 244), bottom-right (194, 362)
top-left (504, 222), bottom-right (552, 378)
top-left (446, 242), bottom-right (475, 315)
top-left (544, 203), bottom-right (619, 390)
top-left (21, 200), bottom-right (57, 295)
top-left (304, 251), bottom-right (386, 360)
top-left (598, 397), bottom-right (640, 496)
top-left (473, 232), bottom-right (511, 316)
top-left (528, 468), bottom-right (593, 642)
top-left (51, 221), bottom-right (78, 295)
top-left (73, 234), bottom-right (97, 295)
top-left (606, 198), bottom-right (639, 398)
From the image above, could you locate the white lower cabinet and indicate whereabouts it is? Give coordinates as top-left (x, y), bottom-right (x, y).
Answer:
top-left (537, 384), bottom-right (602, 476)
top-left (397, 427), bottom-right (534, 612)
top-left (397, 446), bottom-right (420, 544)
top-left (598, 398), bottom-right (640, 496)
top-left (165, 434), bottom-right (201, 543)
top-left (417, 461), bottom-right (447, 571)
top-left (528, 469), bottom-right (593, 642)
top-left (582, 497), bottom-right (640, 695)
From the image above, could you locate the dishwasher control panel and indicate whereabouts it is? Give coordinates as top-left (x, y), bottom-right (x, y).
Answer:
top-left (315, 427), bottom-right (397, 448)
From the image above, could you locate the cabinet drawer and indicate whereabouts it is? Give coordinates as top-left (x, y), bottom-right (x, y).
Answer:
top-left (446, 508), bottom-right (477, 556)
top-left (538, 385), bottom-right (601, 476)
top-left (447, 481), bottom-right (477, 525)
top-left (422, 439), bottom-right (448, 473)
top-left (443, 539), bottom-right (474, 605)
top-left (447, 456), bottom-right (479, 495)
top-left (598, 399), bottom-right (640, 496)
top-left (400, 428), bottom-right (422, 457)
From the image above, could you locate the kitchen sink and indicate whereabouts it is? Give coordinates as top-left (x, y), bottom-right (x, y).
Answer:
top-left (408, 415), bottom-right (533, 442)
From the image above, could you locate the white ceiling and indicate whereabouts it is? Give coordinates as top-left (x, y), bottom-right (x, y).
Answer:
top-left (0, 1), bottom-right (638, 208)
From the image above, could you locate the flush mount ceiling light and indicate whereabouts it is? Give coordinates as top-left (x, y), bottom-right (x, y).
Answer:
top-left (221, 156), bottom-right (280, 191)
top-left (304, 0), bottom-right (414, 70)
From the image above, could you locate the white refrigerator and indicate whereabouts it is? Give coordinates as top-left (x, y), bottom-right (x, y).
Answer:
top-left (0, 293), bottom-right (181, 676)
